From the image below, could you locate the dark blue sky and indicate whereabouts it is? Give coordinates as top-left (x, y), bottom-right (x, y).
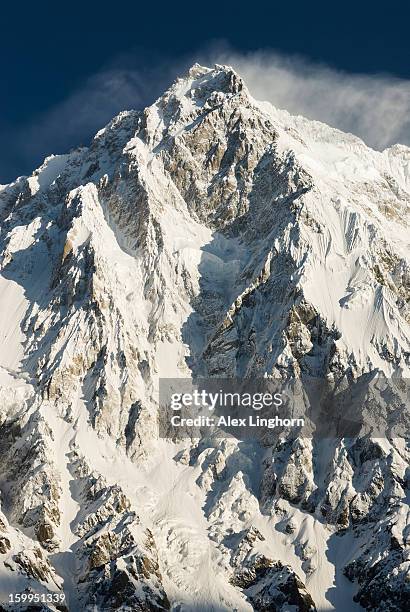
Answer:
top-left (1, 0), bottom-right (409, 182)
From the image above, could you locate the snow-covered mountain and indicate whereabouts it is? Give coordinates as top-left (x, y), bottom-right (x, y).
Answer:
top-left (0, 63), bottom-right (409, 611)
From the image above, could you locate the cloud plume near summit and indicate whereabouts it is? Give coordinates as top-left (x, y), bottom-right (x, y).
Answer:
top-left (2, 47), bottom-right (410, 183)
top-left (216, 49), bottom-right (410, 151)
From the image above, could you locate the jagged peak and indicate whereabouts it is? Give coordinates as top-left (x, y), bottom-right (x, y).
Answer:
top-left (163, 62), bottom-right (247, 107)
top-left (1, 47), bottom-right (410, 612)
top-left (184, 62), bottom-right (212, 79)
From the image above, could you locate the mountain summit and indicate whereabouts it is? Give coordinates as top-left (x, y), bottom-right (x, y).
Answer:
top-left (0, 64), bottom-right (409, 611)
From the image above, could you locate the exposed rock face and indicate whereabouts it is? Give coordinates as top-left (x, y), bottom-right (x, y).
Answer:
top-left (233, 558), bottom-right (317, 612)
top-left (68, 451), bottom-right (169, 611)
top-left (0, 63), bottom-right (409, 610)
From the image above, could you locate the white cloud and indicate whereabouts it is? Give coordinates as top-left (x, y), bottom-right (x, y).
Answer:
top-left (16, 69), bottom-right (154, 157)
top-left (209, 48), bottom-right (410, 150)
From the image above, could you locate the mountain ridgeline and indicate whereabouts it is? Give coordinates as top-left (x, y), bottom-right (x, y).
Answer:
top-left (0, 64), bottom-right (409, 611)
